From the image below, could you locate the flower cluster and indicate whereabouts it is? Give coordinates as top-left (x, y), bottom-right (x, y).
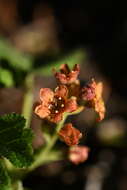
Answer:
top-left (35, 64), bottom-right (105, 164)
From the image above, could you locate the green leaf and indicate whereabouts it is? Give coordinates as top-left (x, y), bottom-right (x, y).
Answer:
top-left (0, 67), bottom-right (14, 87)
top-left (35, 49), bottom-right (86, 76)
top-left (0, 159), bottom-right (12, 190)
top-left (0, 38), bottom-right (33, 71)
top-left (0, 113), bottom-right (33, 168)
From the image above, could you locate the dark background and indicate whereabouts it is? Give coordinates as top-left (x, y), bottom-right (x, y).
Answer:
top-left (18, 0), bottom-right (127, 95)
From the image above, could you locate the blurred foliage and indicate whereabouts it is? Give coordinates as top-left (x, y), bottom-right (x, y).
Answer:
top-left (35, 49), bottom-right (85, 76)
top-left (0, 38), bottom-right (33, 71)
top-left (0, 113), bottom-right (33, 168)
top-left (0, 37), bottom-right (85, 87)
top-left (0, 67), bottom-right (14, 87)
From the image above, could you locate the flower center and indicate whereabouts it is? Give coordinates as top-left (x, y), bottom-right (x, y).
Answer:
top-left (48, 96), bottom-right (65, 114)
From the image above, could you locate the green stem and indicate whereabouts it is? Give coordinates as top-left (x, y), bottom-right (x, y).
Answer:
top-left (13, 180), bottom-right (24, 190)
top-left (29, 114), bottom-right (67, 171)
top-left (29, 107), bottom-right (84, 170)
top-left (22, 73), bottom-right (34, 128)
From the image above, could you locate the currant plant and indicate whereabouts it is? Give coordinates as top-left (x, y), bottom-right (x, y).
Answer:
top-left (0, 63), bottom-right (105, 190)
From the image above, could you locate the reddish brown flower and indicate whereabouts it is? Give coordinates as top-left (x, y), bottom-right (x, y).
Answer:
top-left (68, 80), bottom-right (81, 99)
top-left (81, 79), bottom-right (105, 121)
top-left (69, 145), bottom-right (89, 165)
top-left (54, 64), bottom-right (80, 84)
top-left (58, 123), bottom-right (82, 146)
top-left (35, 85), bottom-right (77, 123)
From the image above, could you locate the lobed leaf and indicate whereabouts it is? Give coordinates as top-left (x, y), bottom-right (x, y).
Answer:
top-left (0, 113), bottom-right (33, 168)
top-left (0, 160), bottom-right (12, 190)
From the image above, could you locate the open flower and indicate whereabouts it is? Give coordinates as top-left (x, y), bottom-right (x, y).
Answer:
top-left (58, 123), bottom-right (82, 146)
top-left (54, 64), bottom-right (80, 84)
top-left (81, 79), bottom-right (105, 121)
top-left (69, 145), bottom-right (89, 164)
top-left (35, 85), bottom-right (77, 123)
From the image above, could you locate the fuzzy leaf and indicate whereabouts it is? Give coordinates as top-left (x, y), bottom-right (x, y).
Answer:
top-left (0, 160), bottom-right (12, 190)
top-left (0, 113), bottom-right (33, 168)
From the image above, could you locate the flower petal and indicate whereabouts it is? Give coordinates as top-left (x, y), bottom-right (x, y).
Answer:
top-left (94, 98), bottom-right (105, 121)
top-left (54, 85), bottom-right (68, 98)
top-left (95, 82), bottom-right (103, 99)
top-left (68, 80), bottom-right (80, 98)
top-left (35, 104), bottom-right (50, 118)
top-left (65, 97), bottom-right (77, 112)
top-left (39, 88), bottom-right (54, 104)
top-left (67, 64), bottom-right (80, 84)
top-left (93, 81), bottom-right (105, 121)
top-left (60, 64), bottom-right (70, 74)
top-left (54, 73), bottom-right (68, 84)
top-left (73, 64), bottom-right (80, 72)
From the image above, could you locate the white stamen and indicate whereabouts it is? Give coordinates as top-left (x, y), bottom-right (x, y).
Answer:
top-left (59, 97), bottom-right (62, 100)
top-left (55, 110), bottom-right (59, 113)
top-left (48, 104), bottom-right (52, 109)
top-left (55, 87), bottom-right (59, 92)
top-left (61, 104), bottom-right (64, 107)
